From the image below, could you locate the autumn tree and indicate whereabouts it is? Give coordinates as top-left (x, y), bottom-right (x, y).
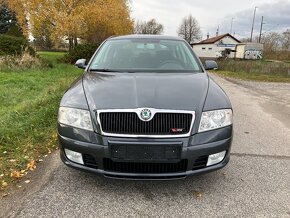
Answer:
top-left (134, 19), bottom-right (164, 35)
top-left (177, 15), bottom-right (201, 43)
top-left (32, 19), bottom-right (54, 50)
top-left (7, 0), bottom-right (133, 50)
top-left (82, 0), bottom-right (133, 43)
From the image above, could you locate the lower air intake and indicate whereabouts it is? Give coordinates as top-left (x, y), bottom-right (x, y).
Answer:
top-left (103, 159), bottom-right (188, 174)
top-left (82, 154), bottom-right (98, 169)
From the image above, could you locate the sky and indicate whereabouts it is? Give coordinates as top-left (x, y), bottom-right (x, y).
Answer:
top-left (130, 0), bottom-right (290, 40)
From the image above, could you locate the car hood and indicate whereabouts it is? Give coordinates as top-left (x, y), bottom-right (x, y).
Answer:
top-left (82, 72), bottom-right (209, 111)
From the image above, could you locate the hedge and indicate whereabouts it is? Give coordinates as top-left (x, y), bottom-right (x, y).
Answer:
top-left (62, 43), bottom-right (99, 64)
top-left (0, 34), bottom-right (28, 55)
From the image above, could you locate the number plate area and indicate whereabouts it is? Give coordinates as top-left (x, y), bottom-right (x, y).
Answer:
top-left (110, 143), bottom-right (182, 161)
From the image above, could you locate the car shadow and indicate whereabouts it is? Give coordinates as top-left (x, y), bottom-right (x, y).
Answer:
top-left (59, 165), bottom-right (228, 200)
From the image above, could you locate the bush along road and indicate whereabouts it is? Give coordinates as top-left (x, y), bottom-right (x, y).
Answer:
top-left (1, 73), bottom-right (289, 217)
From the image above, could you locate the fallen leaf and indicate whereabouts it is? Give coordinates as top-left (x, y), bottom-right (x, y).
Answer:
top-left (24, 180), bottom-right (30, 184)
top-left (195, 191), bottom-right (203, 198)
top-left (52, 133), bottom-right (58, 139)
top-left (2, 181), bottom-right (8, 188)
top-left (10, 170), bottom-right (24, 178)
top-left (26, 160), bottom-right (36, 171)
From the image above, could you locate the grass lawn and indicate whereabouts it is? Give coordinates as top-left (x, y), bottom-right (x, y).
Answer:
top-left (38, 51), bottom-right (66, 63)
top-left (214, 59), bottom-right (290, 82)
top-left (213, 70), bottom-right (290, 83)
top-left (0, 52), bottom-right (82, 186)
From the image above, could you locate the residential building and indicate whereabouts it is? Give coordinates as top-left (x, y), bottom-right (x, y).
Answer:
top-left (191, 33), bottom-right (241, 58)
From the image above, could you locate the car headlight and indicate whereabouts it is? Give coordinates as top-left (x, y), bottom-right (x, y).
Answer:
top-left (198, 109), bottom-right (233, 132)
top-left (58, 107), bottom-right (93, 131)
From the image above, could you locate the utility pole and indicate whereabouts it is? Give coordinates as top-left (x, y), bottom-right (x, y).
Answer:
top-left (250, 6), bottom-right (258, 42)
top-left (230, 18), bottom-right (234, 35)
top-left (258, 16), bottom-right (265, 43)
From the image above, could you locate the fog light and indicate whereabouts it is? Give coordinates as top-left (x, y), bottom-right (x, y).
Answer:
top-left (64, 149), bottom-right (84, 165)
top-left (207, 151), bottom-right (226, 166)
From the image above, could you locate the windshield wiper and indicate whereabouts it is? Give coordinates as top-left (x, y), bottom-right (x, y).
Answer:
top-left (89, 68), bottom-right (136, 73)
top-left (89, 68), bottom-right (120, 72)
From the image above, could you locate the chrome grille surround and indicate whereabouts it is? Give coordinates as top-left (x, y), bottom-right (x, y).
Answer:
top-left (96, 108), bottom-right (195, 138)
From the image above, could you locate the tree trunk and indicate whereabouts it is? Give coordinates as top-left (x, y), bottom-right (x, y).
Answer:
top-left (74, 37), bottom-right (78, 47)
top-left (68, 37), bottom-right (74, 51)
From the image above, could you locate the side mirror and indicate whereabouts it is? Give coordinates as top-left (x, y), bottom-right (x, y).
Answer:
top-left (204, 60), bottom-right (218, 70)
top-left (75, 59), bottom-right (87, 69)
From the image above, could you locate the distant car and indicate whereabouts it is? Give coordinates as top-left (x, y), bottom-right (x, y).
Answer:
top-left (58, 35), bottom-right (233, 180)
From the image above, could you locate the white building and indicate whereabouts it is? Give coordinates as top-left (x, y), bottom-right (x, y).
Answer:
top-left (235, 43), bottom-right (264, 60)
top-left (191, 33), bottom-right (241, 59)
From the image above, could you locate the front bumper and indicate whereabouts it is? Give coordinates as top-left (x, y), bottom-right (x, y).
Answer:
top-left (58, 124), bottom-right (232, 180)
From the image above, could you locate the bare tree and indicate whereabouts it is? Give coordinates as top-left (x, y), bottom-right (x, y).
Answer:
top-left (282, 29), bottom-right (290, 51)
top-left (260, 32), bottom-right (282, 51)
top-left (134, 19), bottom-right (164, 35)
top-left (177, 15), bottom-right (201, 43)
top-left (240, 37), bottom-right (252, 43)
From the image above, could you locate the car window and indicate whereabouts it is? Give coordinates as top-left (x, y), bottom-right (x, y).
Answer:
top-left (90, 39), bottom-right (202, 72)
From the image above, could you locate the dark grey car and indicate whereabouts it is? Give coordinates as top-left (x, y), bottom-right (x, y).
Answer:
top-left (58, 35), bottom-right (233, 180)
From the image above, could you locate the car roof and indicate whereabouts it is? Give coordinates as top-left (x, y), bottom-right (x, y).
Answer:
top-left (108, 34), bottom-right (183, 41)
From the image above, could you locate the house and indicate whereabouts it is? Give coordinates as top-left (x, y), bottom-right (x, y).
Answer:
top-left (191, 33), bottom-right (241, 59)
top-left (235, 43), bottom-right (263, 60)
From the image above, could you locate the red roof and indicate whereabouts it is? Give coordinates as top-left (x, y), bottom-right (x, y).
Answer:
top-left (191, 33), bottom-right (241, 45)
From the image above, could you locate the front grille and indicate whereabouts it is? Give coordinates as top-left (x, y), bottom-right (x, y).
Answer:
top-left (99, 112), bottom-right (192, 135)
top-left (192, 155), bottom-right (208, 170)
top-left (103, 158), bottom-right (188, 174)
top-left (83, 154), bottom-right (98, 169)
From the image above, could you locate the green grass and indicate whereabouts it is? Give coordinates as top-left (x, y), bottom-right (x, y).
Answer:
top-left (37, 51), bottom-right (66, 63)
top-left (0, 52), bottom-right (82, 185)
top-left (212, 70), bottom-right (290, 83)
top-left (215, 59), bottom-right (290, 82)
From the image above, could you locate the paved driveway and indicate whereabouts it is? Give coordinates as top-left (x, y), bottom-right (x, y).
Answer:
top-left (1, 74), bottom-right (290, 218)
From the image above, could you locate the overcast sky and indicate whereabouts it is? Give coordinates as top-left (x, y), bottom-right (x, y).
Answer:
top-left (130, 0), bottom-right (290, 40)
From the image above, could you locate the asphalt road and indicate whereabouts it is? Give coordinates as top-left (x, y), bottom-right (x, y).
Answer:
top-left (1, 74), bottom-right (290, 218)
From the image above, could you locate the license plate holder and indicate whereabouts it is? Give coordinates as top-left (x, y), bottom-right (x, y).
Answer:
top-left (110, 144), bottom-right (181, 161)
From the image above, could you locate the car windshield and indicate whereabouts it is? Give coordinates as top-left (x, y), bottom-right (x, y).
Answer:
top-left (89, 38), bottom-right (202, 73)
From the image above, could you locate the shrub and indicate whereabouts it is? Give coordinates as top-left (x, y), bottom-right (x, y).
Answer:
top-left (62, 43), bottom-right (99, 64)
top-left (264, 51), bottom-right (290, 61)
top-left (216, 59), bottom-right (290, 76)
top-left (0, 34), bottom-right (29, 56)
top-left (0, 50), bottom-right (52, 71)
